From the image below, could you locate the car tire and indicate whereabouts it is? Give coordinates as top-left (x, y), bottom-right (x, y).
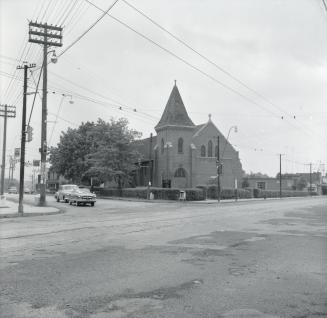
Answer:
top-left (56, 197), bottom-right (60, 202)
top-left (69, 201), bottom-right (72, 205)
top-left (76, 202), bottom-right (79, 206)
top-left (91, 202), bottom-right (95, 207)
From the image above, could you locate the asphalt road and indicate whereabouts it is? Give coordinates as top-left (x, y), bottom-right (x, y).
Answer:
top-left (1, 196), bottom-right (327, 318)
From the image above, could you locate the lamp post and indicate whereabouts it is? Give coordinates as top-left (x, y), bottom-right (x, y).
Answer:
top-left (218, 126), bottom-right (238, 202)
top-left (48, 93), bottom-right (74, 147)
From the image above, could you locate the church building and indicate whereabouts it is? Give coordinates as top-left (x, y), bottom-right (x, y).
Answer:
top-left (133, 83), bottom-right (243, 189)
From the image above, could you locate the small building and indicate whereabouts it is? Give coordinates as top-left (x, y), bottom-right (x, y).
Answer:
top-left (245, 176), bottom-right (294, 191)
top-left (133, 83), bottom-right (243, 189)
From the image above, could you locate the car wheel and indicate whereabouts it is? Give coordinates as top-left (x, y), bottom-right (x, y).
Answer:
top-left (56, 197), bottom-right (60, 202)
top-left (91, 202), bottom-right (95, 207)
top-left (69, 201), bottom-right (72, 205)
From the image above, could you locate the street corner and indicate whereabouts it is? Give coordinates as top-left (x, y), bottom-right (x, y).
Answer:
top-left (0, 199), bottom-right (64, 218)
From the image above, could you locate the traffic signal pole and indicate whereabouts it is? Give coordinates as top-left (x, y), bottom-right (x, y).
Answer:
top-left (17, 63), bottom-right (35, 214)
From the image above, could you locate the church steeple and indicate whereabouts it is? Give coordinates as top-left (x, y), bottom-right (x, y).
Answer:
top-left (155, 83), bottom-right (195, 131)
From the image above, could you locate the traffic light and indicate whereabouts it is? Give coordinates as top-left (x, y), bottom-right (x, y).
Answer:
top-left (26, 125), bottom-right (33, 142)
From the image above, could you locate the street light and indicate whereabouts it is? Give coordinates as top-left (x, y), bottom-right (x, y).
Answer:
top-left (50, 50), bottom-right (58, 64)
top-left (222, 125), bottom-right (238, 159)
top-left (62, 94), bottom-right (74, 104)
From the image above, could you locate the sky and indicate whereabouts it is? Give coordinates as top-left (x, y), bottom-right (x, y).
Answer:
top-left (1, 0), bottom-right (327, 181)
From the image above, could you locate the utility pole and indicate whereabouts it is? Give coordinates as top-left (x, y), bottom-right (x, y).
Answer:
top-left (217, 135), bottom-right (221, 202)
top-left (0, 105), bottom-right (16, 196)
top-left (17, 63), bottom-right (35, 215)
top-left (28, 21), bottom-right (63, 206)
top-left (279, 154), bottom-right (285, 199)
top-left (309, 163), bottom-right (312, 196)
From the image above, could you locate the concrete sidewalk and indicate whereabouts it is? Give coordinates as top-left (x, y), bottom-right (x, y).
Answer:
top-left (0, 196), bottom-right (62, 218)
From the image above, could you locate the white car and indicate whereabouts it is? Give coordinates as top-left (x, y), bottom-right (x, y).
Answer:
top-left (57, 184), bottom-right (79, 203)
top-left (68, 188), bottom-right (96, 206)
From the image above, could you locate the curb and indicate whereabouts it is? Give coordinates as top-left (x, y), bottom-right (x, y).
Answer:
top-left (1, 197), bottom-right (65, 218)
top-left (97, 195), bottom-right (321, 205)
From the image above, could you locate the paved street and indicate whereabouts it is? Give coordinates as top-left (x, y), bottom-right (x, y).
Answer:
top-left (0, 196), bottom-right (327, 318)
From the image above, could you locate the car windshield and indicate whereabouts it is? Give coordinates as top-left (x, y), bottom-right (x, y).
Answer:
top-left (63, 185), bottom-right (78, 190)
top-left (79, 188), bottom-right (91, 193)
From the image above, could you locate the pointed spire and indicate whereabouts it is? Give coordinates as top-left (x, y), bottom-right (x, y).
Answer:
top-left (155, 83), bottom-right (195, 131)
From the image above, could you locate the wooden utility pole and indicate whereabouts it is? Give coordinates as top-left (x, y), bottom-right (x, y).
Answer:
top-left (309, 163), bottom-right (312, 196)
top-left (28, 21), bottom-right (63, 205)
top-left (17, 63), bottom-right (35, 215)
top-left (0, 105), bottom-right (16, 195)
top-left (279, 154), bottom-right (282, 198)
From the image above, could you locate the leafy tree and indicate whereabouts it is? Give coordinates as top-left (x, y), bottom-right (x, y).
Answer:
top-left (49, 118), bottom-right (141, 186)
top-left (84, 118), bottom-right (141, 188)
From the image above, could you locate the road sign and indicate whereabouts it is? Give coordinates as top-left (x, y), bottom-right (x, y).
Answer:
top-left (14, 148), bottom-right (20, 158)
top-left (33, 160), bottom-right (40, 167)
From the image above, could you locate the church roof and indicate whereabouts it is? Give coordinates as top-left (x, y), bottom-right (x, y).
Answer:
top-left (155, 84), bottom-right (195, 131)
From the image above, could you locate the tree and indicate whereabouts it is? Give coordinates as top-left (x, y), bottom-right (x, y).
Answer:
top-left (49, 118), bottom-right (141, 186)
top-left (84, 118), bottom-right (141, 188)
top-left (295, 176), bottom-right (307, 191)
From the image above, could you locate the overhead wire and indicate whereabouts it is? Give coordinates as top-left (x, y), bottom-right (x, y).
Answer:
top-left (85, 0), bottom-right (324, 143)
top-left (57, 0), bottom-right (120, 58)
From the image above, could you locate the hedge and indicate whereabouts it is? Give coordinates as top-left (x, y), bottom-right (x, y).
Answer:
top-left (94, 187), bottom-right (205, 201)
top-left (253, 189), bottom-right (312, 198)
top-left (196, 185), bottom-right (253, 199)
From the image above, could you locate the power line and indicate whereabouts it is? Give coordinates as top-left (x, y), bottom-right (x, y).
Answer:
top-left (57, 0), bottom-right (120, 58)
top-left (85, 0), bottom-right (324, 142)
top-left (322, 0), bottom-right (327, 14)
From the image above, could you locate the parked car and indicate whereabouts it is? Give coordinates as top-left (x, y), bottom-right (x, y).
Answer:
top-left (68, 188), bottom-right (96, 206)
top-left (57, 184), bottom-right (79, 203)
top-left (24, 187), bottom-right (32, 194)
top-left (8, 186), bottom-right (18, 194)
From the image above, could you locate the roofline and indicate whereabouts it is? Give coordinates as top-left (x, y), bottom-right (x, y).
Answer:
top-left (155, 124), bottom-right (195, 132)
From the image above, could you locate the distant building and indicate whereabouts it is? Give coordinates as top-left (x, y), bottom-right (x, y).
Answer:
top-left (245, 176), bottom-right (294, 191)
top-left (133, 83), bottom-right (243, 188)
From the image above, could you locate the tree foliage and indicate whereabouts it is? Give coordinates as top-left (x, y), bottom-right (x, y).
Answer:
top-left (49, 118), bottom-right (141, 185)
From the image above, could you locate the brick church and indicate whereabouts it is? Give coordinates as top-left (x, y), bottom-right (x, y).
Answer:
top-left (133, 83), bottom-right (243, 189)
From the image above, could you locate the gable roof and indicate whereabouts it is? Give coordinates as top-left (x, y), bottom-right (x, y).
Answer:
top-left (155, 84), bottom-right (195, 131)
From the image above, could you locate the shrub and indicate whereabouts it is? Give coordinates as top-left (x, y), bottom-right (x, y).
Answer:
top-left (197, 185), bottom-right (252, 199)
top-left (185, 188), bottom-right (205, 201)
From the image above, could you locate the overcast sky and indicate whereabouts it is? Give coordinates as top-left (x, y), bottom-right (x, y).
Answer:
top-left (1, 0), bottom-right (327, 180)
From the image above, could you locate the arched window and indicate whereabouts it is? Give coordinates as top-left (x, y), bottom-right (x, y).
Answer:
top-left (174, 168), bottom-right (186, 177)
top-left (161, 138), bottom-right (164, 154)
top-left (201, 145), bottom-right (206, 157)
top-left (178, 138), bottom-right (183, 153)
top-left (215, 145), bottom-right (218, 158)
top-left (208, 140), bottom-right (213, 157)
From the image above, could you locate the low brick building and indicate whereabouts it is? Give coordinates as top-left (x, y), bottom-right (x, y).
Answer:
top-left (134, 83), bottom-right (243, 189)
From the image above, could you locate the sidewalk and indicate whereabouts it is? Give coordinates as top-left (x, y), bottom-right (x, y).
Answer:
top-left (0, 195), bottom-right (62, 218)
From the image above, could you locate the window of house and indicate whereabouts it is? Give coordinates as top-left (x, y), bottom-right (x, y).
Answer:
top-left (178, 138), bottom-right (183, 153)
top-left (208, 140), bottom-right (213, 157)
top-left (174, 168), bottom-right (186, 177)
top-left (256, 181), bottom-right (266, 190)
top-left (161, 138), bottom-right (164, 154)
top-left (201, 145), bottom-right (206, 157)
